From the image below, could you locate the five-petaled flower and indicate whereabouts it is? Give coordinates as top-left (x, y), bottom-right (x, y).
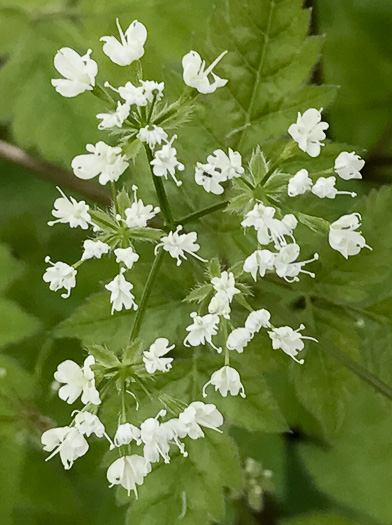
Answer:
top-left (288, 108), bottom-right (329, 157)
top-left (101, 19), bottom-right (147, 66)
top-left (52, 48), bottom-right (98, 97)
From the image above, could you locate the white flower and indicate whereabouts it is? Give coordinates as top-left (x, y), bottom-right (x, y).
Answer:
top-left (334, 151), bottom-right (365, 180)
top-left (245, 309), bottom-right (271, 334)
top-left (329, 213), bottom-right (371, 259)
top-left (114, 81), bottom-right (148, 106)
top-left (195, 162), bottom-right (227, 195)
top-left (288, 108), bottom-right (329, 157)
top-left (54, 355), bottom-right (101, 405)
top-left (268, 324), bottom-right (318, 364)
top-left (48, 187), bottom-right (91, 229)
top-left (242, 203), bottom-right (297, 249)
top-left (243, 250), bottom-right (275, 281)
top-left (105, 269), bottom-right (138, 314)
top-left (207, 148), bottom-right (244, 180)
top-left (42, 426), bottom-right (89, 470)
top-left (311, 176), bottom-right (356, 199)
top-left (161, 418), bottom-right (188, 456)
top-left (137, 125), bottom-right (168, 149)
top-left (202, 366), bottom-right (246, 398)
top-left (51, 48), bottom-right (97, 98)
top-left (96, 101), bottom-right (130, 130)
top-left (155, 226), bottom-right (206, 266)
top-left (140, 412), bottom-right (171, 464)
top-left (101, 19), bottom-right (147, 66)
top-left (274, 244), bottom-right (319, 283)
top-left (124, 185), bottom-right (160, 228)
top-left (184, 312), bottom-right (220, 351)
top-left (114, 247), bottom-right (139, 269)
top-left (74, 411), bottom-right (111, 444)
top-left (72, 141), bottom-right (129, 185)
top-left (143, 337), bottom-right (174, 374)
top-left (288, 169), bottom-right (313, 197)
top-left (140, 80), bottom-right (164, 102)
top-left (114, 423), bottom-right (141, 447)
top-left (226, 327), bottom-right (253, 353)
top-left (107, 455), bottom-right (151, 497)
top-left (150, 136), bottom-right (184, 186)
top-left (211, 271), bottom-right (239, 302)
top-left (208, 295), bottom-right (231, 319)
top-left (43, 257), bottom-right (77, 298)
top-left (182, 50), bottom-right (228, 94)
top-left (179, 402), bottom-right (223, 439)
top-left (81, 240), bottom-right (110, 261)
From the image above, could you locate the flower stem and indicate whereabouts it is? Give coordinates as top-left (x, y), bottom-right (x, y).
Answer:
top-left (130, 249), bottom-right (166, 341)
top-left (178, 200), bottom-right (229, 225)
top-left (144, 145), bottom-right (175, 228)
top-left (110, 181), bottom-right (120, 216)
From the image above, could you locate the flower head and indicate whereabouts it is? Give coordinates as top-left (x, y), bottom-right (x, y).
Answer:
top-left (311, 176), bottom-right (356, 199)
top-left (208, 294), bottom-right (231, 319)
top-left (245, 309), bottom-right (271, 334)
top-left (329, 213), bottom-right (371, 258)
top-left (243, 250), bottom-right (275, 281)
top-left (182, 50), bottom-right (228, 94)
top-left (41, 426), bottom-right (88, 469)
top-left (288, 108), bottom-right (329, 157)
top-left (226, 327), bottom-right (253, 353)
top-left (43, 257), bottom-right (77, 298)
top-left (143, 337), bottom-right (174, 374)
top-left (114, 247), bottom-right (140, 269)
top-left (334, 151), bottom-right (365, 180)
top-left (54, 355), bottom-right (101, 405)
top-left (211, 271), bottom-right (239, 302)
top-left (150, 136), bottom-right (184, 186)
top-left (72, 141), bottom-right (129, 185)
top-left (202, 366), bottom-right (246, 398)
top-left (105, 269), bottom-right (138, 314)
top-left (96, 101), bottom-right (130, 130)
top-left (268, 324), bottom-right (318, 364)
top-left (101, 19), bottom-right (147, 66)
top-left (124, 185), bottom-right (160, 228)
top-left (140, 80), bottom-right (164, 102)
top-left (274, 244), bottom-right (319, 283)
top-left (195, 163), bottom-right (227, 195)
top-left (137, 125), bottom-right (168, 149)
top-left (81, 240), bottom-right (110, 261)
top-left (179, 402), bottom-right (223, 439)
top-left (242, 203), bottom-right (297, 249)
top-left (207, 148), bottom-right (244, 180)
top-left (288, 169), bottom-right (313, 197)
top-left (51, 48), bottom-right (97, 97)
top-left (140, 411), bottom-right (171, 464)
top-left (155, 226), bottom-right (206, 266)
top-left (114, 423), bottom-right (141, 447)
top-left (107, 455), bottom-right (151, 497)
top-left (184, 312), bottom-right (220, 351)
top-left (74, 411), bottom-right (108, 440)
top-left (48, 187), bottom-right (91, 229)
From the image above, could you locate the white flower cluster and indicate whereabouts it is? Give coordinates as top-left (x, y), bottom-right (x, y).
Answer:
top-left (195, 148), bottom-right (244, 195)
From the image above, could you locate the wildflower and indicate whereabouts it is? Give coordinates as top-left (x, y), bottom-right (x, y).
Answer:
top-left (329, 213), bottom-right (371, 258)
top-left (242, 203), bottom-right (297, 248)
top-left (274, 244), bottom-right (319, 283)
top-left (150, 136), bottom-right (184, 186)
top-left (72, 141), bottom-right (129, 185)
top-left (96, 101), bottom-right (130, 130)
top-left (114, 423), bottom-right (141, 447)
top-left (155, 226), bottom-right (206, 266)
top-left (182, 50), bottom-right (228, 94)
top-left (137, 125), bottom-right (168, 149)
top-left (195, 162), bottom-right (227, 195)
top-left (81, 240), bottom-right (110, 261)
top-left (211, 271), bottom-right (240, 302)
top-left (140, 411), bottom-right (171, 464)
top-left (101, 19), bottom-right (147, 66)
top-left (202, 366), bottom-right (246, 398)
top-left (288, 108), bottom-right (329, 157)
top-left (184, 312), bottom-right (221, 351)
top-left (51, 48), bottom-right (97, 97)
top-left (287, 169), bottom-right (313, 197)
top-left (48, 187), bottom-right (91, 229)
top-left (140, 80), bottom-right (164, 102)
top-left (124, 185), bottom-right (160, 228)
top-left (226, 327), bottom-right (253, 353)
top-left (54, 355), bottom-right (101, 405)
top-left (311, 176), bottom-right (356, 199)
top-left (42, 426), bottom-right (89, 470)
top-left (245, 309), bottom-right (271, 334)
top-left (207, 148), bottom-right (244, 180)
top-left (143, 337), bottom-right (174, 374)
top-left (114, 81), bottom-right (148, 106)
top-left (208, 295), bottom-right (231, 319)
top-left (161, 419), bottom-right (188, 456)
top-left (242, 202), bottom-right (275, 231)
top-left (74, 412), bottom-right (112, 445)
top-left (107, 455), bottom-right (151, 497)
top-left (43, 257), bottom-right (77, 298)
top-left (105, 269), bottom-right (138, 313)
top-left (243, 250), bottom-right (275, 280)
top-left (334, 151), bottom-right (365, 180)
top-left (179, 402), bottom-right (223, 439)
top-left (114, 247), bottom-right (140, 269)
top-left (268, 324), bottom-right (318, 364)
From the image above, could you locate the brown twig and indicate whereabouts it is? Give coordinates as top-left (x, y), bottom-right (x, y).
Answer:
top-left (0, 139), bottom-right (111, 206)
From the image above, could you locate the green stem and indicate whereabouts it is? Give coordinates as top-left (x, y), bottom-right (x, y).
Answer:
top-left (110, 181), bottom-right (120, 216)
top-left (147, 94), bottom-right (157, 123)
top-left (261, 140), bottom-right (297, 185)
top-left (130, 249), bottom-right (166, 340)
top-left (178, 200), bottom-right (229, 225)
top-left (144, 145), bottom-right (174, 227)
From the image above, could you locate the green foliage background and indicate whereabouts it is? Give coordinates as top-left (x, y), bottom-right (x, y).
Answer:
top-left (0, 0), bottom-right (392, 524)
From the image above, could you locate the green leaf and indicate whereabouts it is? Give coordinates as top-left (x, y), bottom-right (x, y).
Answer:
top-left (184, 283), bottom-right (213, 304)
top-left (207, 258), bottom-right (221, 278)
top-left (249, 145), bottom-right (269, 185)
top-left (296, 212), bottom-right (330, 234)
top-left (0, 298), bottom-right (41, 349)
top-left (282, 513), bottom-right (358, 525)
top-left (86, 344), bottom-right (121, 368)
top-left (0, 243), bottom-right (24, 293)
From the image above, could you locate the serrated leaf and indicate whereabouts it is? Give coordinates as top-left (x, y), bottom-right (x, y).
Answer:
top-left (249, 145), bottom-right (269, 185)
top-left (296, 212), bottom-right (330, 234)
top-left (184, 283), bottom-right (213, 304)
top-left (0, 243), bottom-right (24, 293)
top-left (0, 298), bottom-right (41, 349)
top-left (207, 258), bottom-right (221, 278)
top-left (86, 344), bottom-right (121, 368)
